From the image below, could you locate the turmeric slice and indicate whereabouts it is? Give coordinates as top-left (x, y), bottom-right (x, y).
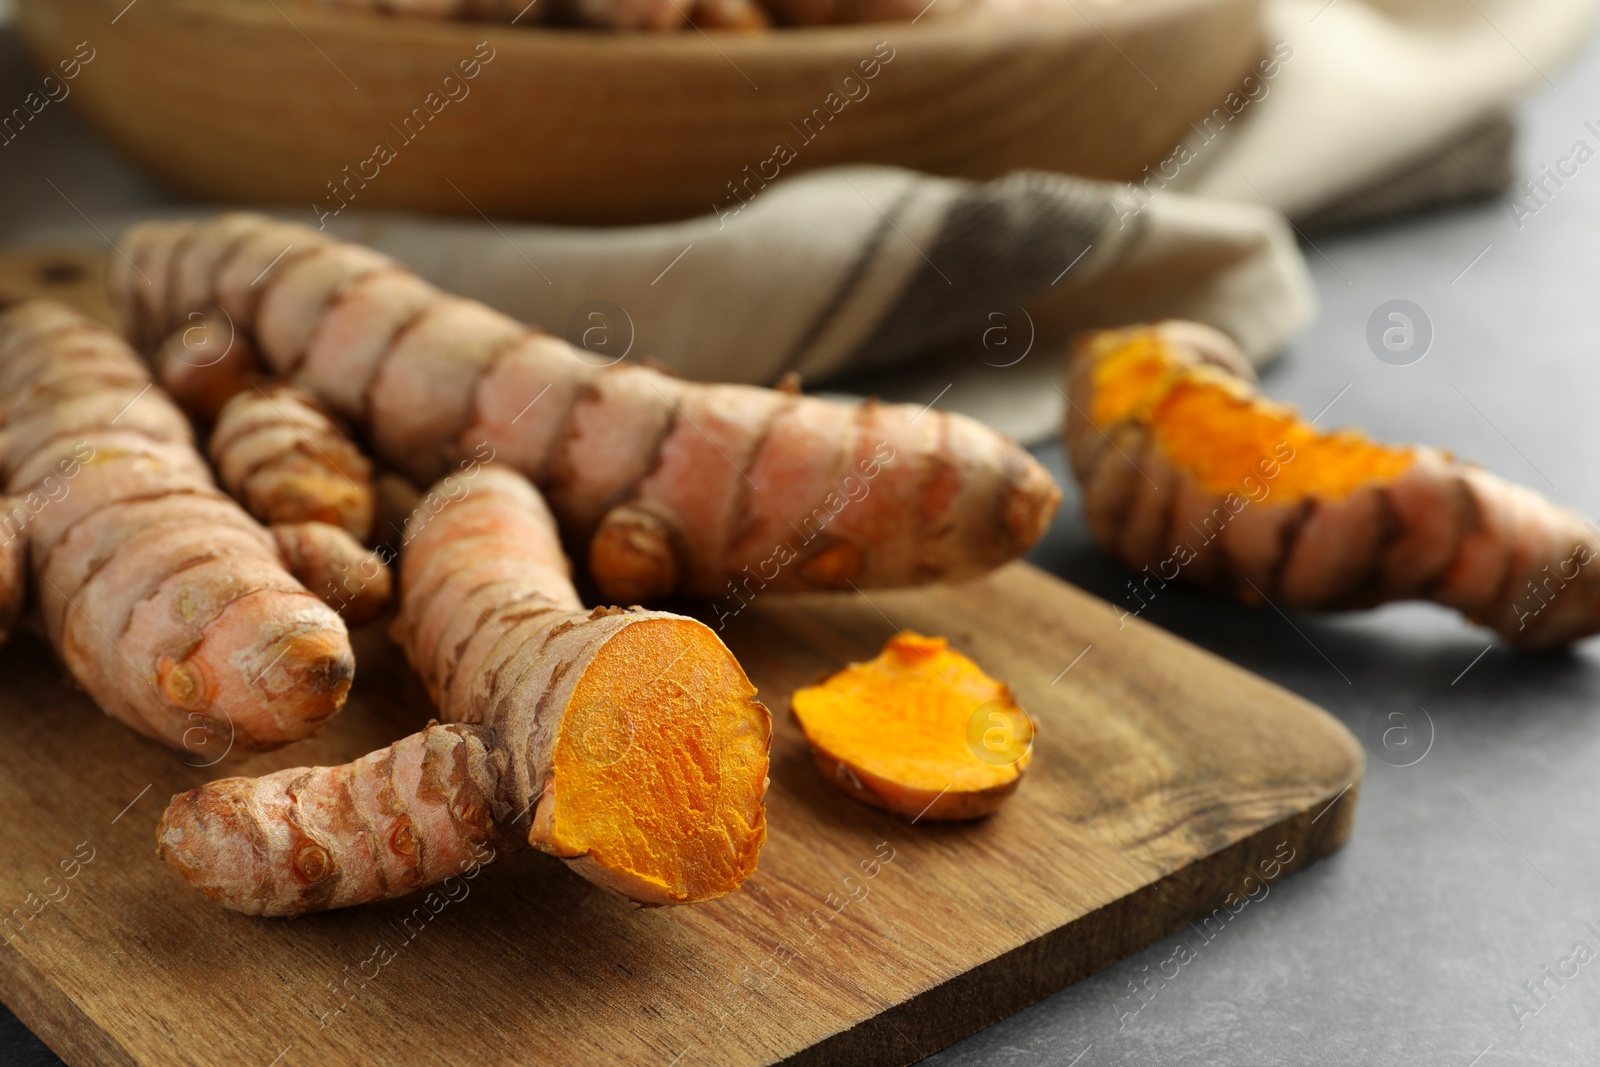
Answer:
top-left (1065, 321), bottom-right (1600, 649)
top-left (792, 632), bottom-right (1033, 821)
top-left (159, 465), bottom-right (772, 915)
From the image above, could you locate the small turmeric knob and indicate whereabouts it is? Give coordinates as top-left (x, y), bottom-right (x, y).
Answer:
top-left (589, 505), bottom-right (680, 603)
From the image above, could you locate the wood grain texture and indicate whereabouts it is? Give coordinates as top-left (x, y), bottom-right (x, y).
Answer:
top-left (16, 0), bottom-right (1264, 223)
top-left (0, 563), bottom-right (1361, 1066)
top-left (0, 247), bottom-right (114, 328)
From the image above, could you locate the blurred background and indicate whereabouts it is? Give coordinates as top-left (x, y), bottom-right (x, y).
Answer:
top-left (4, 0), bottom-right (1600, 1064)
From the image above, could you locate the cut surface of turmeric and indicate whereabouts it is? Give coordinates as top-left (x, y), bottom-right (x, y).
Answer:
top-left (792, 632), bottom-right (1033, 821)
top-left (1086, 331), bottom-right (1416, 502)
top-left (1067, 321), bottom-right (1600, 648)
top-left (541, 617), bottom-right (770, 902)
top-left (159, 465), bottom-right (771, 915)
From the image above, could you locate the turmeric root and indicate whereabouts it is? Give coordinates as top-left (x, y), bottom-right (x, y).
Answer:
top-left (0, 509), bottom-right (23, 645)
top-left (1065, 321), bottom-right (1600, 649)
top-left (210, 383), bottom-right (376, 541)
top-left (111, 214), bottom-right (1060, 605)
top-left (0, 301), bottom-right (355, 754)
top-left (271, 522), bottom-right (393, 626)
top-left (157, 464), bottom-right (772, 915)
top-left (792, 632), bottom-right (1033, 820)
top-left (147, 313), bottom-right (389, 620)
top-left (151, 310), bottom-right (262, 425)
top-left (689, 0), bottom-right (771, 29)
top-left (150, 312), bottom-right (381, 545)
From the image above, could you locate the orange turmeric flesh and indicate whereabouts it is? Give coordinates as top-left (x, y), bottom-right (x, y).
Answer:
top-left (159, 467), bottom-right (771, 916)
top-left (792, 632), bottom-right (1033, 822)
top-left (543, 617), bottom-right (769, 903)
top-left (1065, 321), bottom-right (1600, 648)
top-left (1088, 329), bottom-right (1416, 502)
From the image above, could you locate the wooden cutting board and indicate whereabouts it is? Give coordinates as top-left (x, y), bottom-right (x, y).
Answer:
top-left (0, 562), bottom-right (1361, 1066)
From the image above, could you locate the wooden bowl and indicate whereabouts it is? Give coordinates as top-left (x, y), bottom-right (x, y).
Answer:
top-left (17, 0), bottom-right (1262, 224)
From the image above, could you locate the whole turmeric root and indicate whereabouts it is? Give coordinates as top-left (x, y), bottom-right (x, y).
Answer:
top-left (157, 465), bottom-right (772, 916)
top-left (210, 382), bottom-right (376, 541)
top-left (151, 314), bottom-right (380, 543)
top-left (150, 309), bottom-right (262, 425)
top-left (0, 301), bottom-right (356, 754)
top-left (110, 213), bottom-right (1060, 607)
top-left (143, 312), bottom-right (390, 622)
top-left (1065, 321), bottom-right (1600, 649)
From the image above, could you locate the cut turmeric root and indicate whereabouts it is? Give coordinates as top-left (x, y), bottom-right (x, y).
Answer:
top-left (109, 213), bottom-right (1059, 606)
top-left (792, 632), bottom-right (1033, 821)
top-left (0, 301), bottom-right (356, 754)
top-left (158, 465), bottom-right (772, 915)
top-left (1065, 321), bottom-right (1600, 649)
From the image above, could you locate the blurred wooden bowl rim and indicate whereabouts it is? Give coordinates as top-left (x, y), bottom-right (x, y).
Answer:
top-left (18, 0), bottom-right (1264, 223)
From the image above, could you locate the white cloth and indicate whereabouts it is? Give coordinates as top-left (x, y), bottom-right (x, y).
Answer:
top-left (1181, 0), bottom-right (1597, 216)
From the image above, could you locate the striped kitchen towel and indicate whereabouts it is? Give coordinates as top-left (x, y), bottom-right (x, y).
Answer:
top-left (328, 165), bottom-right (1313, 443)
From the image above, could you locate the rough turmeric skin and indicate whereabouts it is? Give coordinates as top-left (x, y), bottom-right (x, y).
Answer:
top-left (110, 214), bottom-right (1059, 606)
top-left (211, 383), bottom-right (376, 542)
top-left (151, 314), bottom-right (380, 546)
top-left (1066, 321), bottom-right (1600, 649)
top-left (271, 522), bottom-right (392, 626)
top-left (792, 632), bottom-right (1033, 821)
top-left (151, 311), bottom-right (261, 425)
top-left (158, 465), bottom-right (771, 916)
top-left (0, 301), bottom-right (355, 754)
top-left (0, 514), bottom-right (23, 645)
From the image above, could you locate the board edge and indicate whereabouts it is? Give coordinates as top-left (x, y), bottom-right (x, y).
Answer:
top-left (777, 780), bottom-right (1361, 1067)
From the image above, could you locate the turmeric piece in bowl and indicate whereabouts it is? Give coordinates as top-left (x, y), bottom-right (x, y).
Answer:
top-left (792, 632), bottom-right (1034, 821)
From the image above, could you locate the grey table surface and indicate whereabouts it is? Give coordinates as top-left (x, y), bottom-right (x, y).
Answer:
top-left (5, 15), bottom-right (1600, 1067)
